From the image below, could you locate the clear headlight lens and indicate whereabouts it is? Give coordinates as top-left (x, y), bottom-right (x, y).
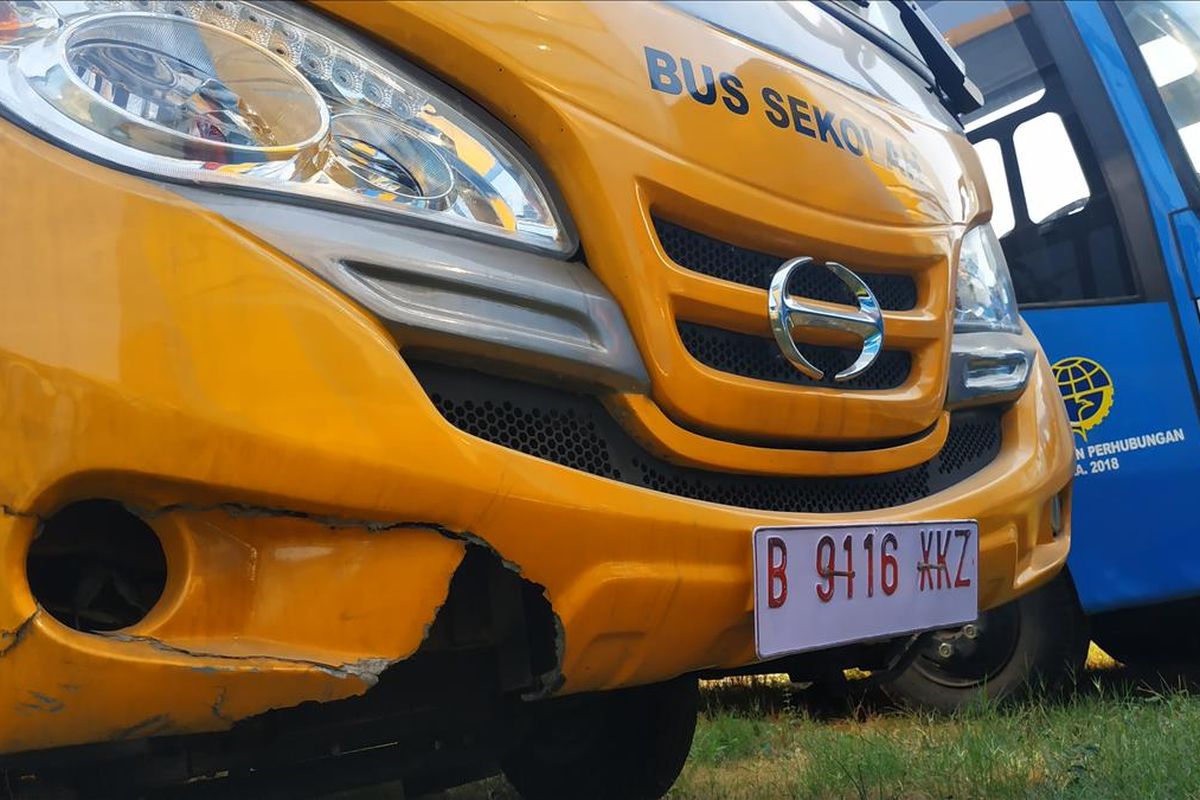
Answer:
top-left (0, 0), bottom-right (573, 254)
top-left (947, 223), bottom-right (1030, 408)
top-left (954, 224), bottom-right (1020, 333)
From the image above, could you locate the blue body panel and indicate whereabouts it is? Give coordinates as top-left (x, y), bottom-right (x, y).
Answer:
top-left (1170, 209), bottom-right (1200, 299)
top-left (1025, 304), bottom-right (1200, 613)
top-left (1027, 2), bottom-right (1200, 613)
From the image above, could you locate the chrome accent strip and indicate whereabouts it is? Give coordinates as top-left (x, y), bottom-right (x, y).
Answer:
top-left (170, 187), bottom-right (649, 392)
top-left (945, 330), bottom-right (1035, 409)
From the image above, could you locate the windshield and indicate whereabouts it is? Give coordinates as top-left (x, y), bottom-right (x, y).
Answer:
top-left (918, 0), bottom-right (1140, 306)
top-left (1118, 1), bottom-right (1200, 179)
top-left (918, 2), bottom-right (1045, 130)
top-left (666, 1), bottom-right (967, 123)
top-left (828, 0), bottom-right (925, 57)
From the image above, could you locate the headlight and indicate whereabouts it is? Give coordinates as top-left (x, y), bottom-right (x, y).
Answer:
top-left (947, 224), bottom-right (1030, 408)
top-left (954, 224), bottom-right (1020, 333)
top-left (0, 0), bottom-right (573, 255)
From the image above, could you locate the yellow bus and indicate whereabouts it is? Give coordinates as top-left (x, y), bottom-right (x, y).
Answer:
top-left (0, 1), bottom-right (1074, 796)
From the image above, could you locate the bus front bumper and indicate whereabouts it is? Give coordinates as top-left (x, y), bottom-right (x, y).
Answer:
top-left (0, 122), bottom-right (1073, 755)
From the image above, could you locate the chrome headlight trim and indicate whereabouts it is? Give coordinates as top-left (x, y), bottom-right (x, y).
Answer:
top-left (946, 330), bottom-right (1034, 409)
top-left (0, 0), bottom-right (576, 257)
top-left (947, 223), bottom-right (1029, 407)
top-left (954, 223), bottom-right (1021, 334)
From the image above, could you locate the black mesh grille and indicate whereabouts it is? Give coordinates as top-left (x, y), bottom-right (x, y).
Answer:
top-left (430, 393), bottom-right (623, 481)
top-left (654, 218), bottom-right (918, 311)
top-left (678, 322), bottom-right (911, 390)
top-left (414, 363), bottom-right (1002, 514)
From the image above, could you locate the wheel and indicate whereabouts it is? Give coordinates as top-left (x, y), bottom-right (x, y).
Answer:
top-left (884, 570), bottom-right (1088, 712)
top-left (501, 677), bottom-right (699, 800)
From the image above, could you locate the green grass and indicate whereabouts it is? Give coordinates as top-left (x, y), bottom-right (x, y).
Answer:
top-left (434, 660), bottom-right (1200, 800)
top-left (676, 673), bottom-right (1200, 799)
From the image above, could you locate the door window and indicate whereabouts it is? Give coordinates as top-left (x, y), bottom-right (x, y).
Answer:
top-left (921, 0), bottom-right (1139, 306)
top-left (972, 138), bottom-right (1014, 236)
top-left (1119, 1), bottom-right (1200, 176)
top-left (1012, 112), bottom-right (1091, 224)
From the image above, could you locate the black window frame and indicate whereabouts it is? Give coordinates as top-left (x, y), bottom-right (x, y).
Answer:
top-left (1095, 0), bottom-right (1200, 414)
top-left (1030, 0), bottom-right (1169, 306)
top-left (955, 0), bottom-right (1165, 309)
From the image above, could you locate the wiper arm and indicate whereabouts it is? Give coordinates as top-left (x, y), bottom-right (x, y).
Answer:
top-left (890, 0), bottom-right (983, 114)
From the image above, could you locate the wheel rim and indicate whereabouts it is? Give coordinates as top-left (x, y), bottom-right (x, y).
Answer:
top-left (910, 602), bottom-right (1022, 689)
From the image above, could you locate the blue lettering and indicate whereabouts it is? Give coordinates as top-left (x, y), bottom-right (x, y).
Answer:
top-left (681, 58), bottom-right (717, 105)
top-left (814, 106), bottom-right (843, 149)
top-left (787, 95), bottom-right (816, 138)
top-left (839, 118), bottom-right (863, 156)
top-left (762, 87), bottom-right (789, 128)
top-left (644, 46), bottom-right (681, 95)
top-left (720, 72), bottom-right (749, 115)
top-left (886, 138), bottom-right (904, 172)
top-left (863, 127), bottom-right (884, 164)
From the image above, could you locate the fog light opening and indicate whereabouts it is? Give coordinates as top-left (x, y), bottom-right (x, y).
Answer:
top-left (26, 500), bottom-right (167, 633)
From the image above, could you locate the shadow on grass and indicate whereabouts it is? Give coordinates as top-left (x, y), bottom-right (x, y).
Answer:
top-left (1075, 660), bottom-right (1200, 695)
top-left (700, 658), bottom-right (1200, 722)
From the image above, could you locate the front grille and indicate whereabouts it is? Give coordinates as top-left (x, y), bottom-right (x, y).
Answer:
top-left (414, 362), bottom-right (1001, 514)
top-left (654, 218), bottom-right (918, 311)
top-left (678, 322), bottom-right (911, 390)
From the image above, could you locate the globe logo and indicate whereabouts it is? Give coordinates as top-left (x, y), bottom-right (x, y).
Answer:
top-left (1052, 356), bottom-right (1114, 441)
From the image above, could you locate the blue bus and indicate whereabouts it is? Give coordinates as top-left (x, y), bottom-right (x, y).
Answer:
top-left (886, 0), bottom-right (1200, 710)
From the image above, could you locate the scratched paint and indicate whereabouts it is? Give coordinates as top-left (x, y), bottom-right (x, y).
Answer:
top-left (0, 0), bottom-right (1074, 758)
top-left (0, 506), bottom-right (468, 754)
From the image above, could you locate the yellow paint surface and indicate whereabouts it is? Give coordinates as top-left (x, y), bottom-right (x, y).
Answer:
top-left (0, 0), bottom-right (1073, 755)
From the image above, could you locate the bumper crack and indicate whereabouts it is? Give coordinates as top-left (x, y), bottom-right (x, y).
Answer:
top-left (0, 504), bottom-right (40, 520)
top-left (0, 611), bottom-right (38, 658)
top-left (132, 502), bottom-right (452, 535)
top-left (4, 500), bottom-right (567, 697)
top-left (100, 632), bottom-right (395, 685)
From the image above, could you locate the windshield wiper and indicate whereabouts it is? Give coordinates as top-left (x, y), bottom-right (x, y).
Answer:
top-left (815, 0), bottom-right (980, 117)
top-left (890, 0), bottom-right (983, 115)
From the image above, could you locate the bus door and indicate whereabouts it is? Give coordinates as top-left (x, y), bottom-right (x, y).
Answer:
top-left (923, 0), bottom-right (1200, 614)
top-left (1111, 2), bottom-right (1200, 338)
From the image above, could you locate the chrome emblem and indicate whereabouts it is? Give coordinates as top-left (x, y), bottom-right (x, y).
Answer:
top-left (767, 258), bottom-right (884, 382)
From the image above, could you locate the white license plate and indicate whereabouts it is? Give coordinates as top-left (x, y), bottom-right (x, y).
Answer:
top-left (753, 521), bottom-right (978, 659)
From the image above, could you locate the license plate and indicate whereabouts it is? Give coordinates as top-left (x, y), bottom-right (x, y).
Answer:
top-left (752, 521), bottom-right (978, 659)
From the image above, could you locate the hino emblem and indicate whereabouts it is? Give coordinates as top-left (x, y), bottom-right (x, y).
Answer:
top-left (767, 258), bottom-right (884, 382)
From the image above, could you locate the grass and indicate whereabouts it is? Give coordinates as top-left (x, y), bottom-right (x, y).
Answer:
top-left (433, 648), bottom-right (1200, 800)
top-left (677, 676), bottom-right (1200, 799)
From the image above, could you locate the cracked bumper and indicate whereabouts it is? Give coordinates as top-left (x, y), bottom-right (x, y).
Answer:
top-left (0, 120), bottom-right (1073, 755)
top-left (0, 508), bottom-right (466, 753)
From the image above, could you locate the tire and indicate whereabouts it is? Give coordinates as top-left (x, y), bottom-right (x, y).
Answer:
top-left (884, 570), bottom-right (1088, 713)
top-left (501, 677), bottom-right (699, 800)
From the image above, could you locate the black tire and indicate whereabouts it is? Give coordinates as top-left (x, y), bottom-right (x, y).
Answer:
top-left (501, 677), bottom-right (699, 800)
top-left (884, 570), bottom-right (1088, 713)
